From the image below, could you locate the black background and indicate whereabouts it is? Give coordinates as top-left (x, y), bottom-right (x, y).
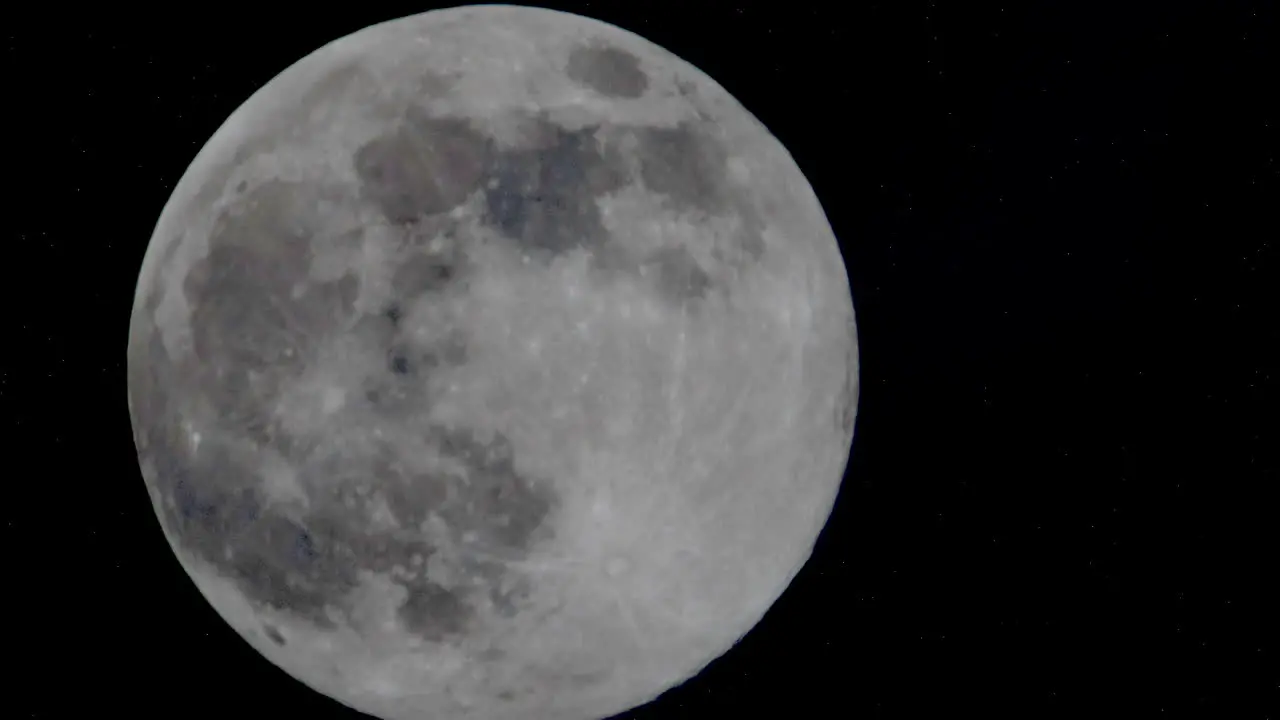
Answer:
top-left (5, 1), bottom-right (1277, 718)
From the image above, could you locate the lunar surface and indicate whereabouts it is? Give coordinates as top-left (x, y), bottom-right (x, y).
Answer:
top-left (126, 6), bottom-right (858, 720)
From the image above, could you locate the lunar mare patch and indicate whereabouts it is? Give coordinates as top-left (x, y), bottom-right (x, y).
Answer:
top-left (566, 43), bottom-right (651, 99)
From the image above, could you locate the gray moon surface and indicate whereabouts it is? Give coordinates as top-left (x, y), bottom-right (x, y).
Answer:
top-left (126, 5), bottom-right (858, 720)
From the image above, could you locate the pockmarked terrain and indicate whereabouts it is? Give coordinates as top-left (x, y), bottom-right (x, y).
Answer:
top-left (127, 6), bottom-right (858, 720)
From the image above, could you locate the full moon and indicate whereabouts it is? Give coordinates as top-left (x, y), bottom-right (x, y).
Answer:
top-left (127, 6), bottom-right (858, 720)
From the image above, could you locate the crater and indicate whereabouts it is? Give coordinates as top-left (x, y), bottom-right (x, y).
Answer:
top-left (382, 302), bottom-right (404, 326)
top-left (263, 624), bottom-right (286, 645)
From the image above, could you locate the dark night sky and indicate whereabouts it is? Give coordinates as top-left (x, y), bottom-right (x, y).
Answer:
top-left (5, 2), bottom-right (1277, 718)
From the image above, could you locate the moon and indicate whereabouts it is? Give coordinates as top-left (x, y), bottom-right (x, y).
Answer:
top-left (127, 6), bottom-right (858, 720)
